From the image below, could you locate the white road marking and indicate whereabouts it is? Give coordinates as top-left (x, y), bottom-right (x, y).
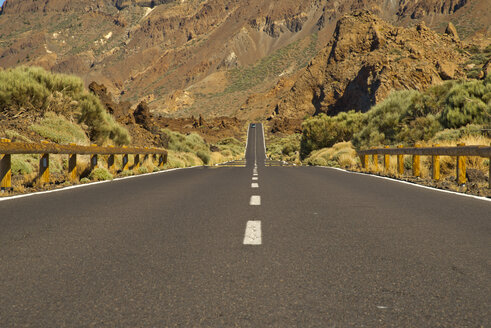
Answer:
top-left (250, 195), bottom-right (261, 205)
top-left (251, 183), bottom-right (259, 188)
top-left (0, 166), bottom-right (203, 202)
top-left (243, 220), bottom-right (262, 245)
top-left (252, 177), bottom-right (258, 180)
top-left (322, 166), bottom-right (491, 203)
top-left (262, 124), bottom-right (267, 156)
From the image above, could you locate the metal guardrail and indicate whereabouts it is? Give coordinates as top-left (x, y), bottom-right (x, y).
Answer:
top-left (0, 139), bottom-right (168, 191)
top-left (357, 144), bottom-right (491, 188)
top-left (358, 145), bottom-right (491, 157)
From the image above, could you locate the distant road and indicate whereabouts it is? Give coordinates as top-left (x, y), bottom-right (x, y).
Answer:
top-left (0, 123), bottom-right (489, 327)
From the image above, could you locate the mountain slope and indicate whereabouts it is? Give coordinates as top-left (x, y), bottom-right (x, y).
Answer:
top-left (0, 0), bottom-right (489, 119)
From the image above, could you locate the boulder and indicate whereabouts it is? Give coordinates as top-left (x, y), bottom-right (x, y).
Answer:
top-left (445, 22), bottom-right (460, 41)
top-left (437, 61), bottom-right (456, 80)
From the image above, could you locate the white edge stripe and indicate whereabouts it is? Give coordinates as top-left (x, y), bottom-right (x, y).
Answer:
top-left (262, 123), bottom-right (267, 158)
top-left (0, 165), bottom-right (203, 202)
top-left (244, 125), bottom-right (250, 157)
top-left (318, 166), bottom-right (491, 203)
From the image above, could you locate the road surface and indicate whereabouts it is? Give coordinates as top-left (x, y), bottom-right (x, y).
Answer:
top-left (0, 123), bottom-right (489, 327)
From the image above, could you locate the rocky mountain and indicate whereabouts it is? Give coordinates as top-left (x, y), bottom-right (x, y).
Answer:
top-left (266, 10), bottom-right (469, 132)
top-left (0, 0), bottom-right (489, 121)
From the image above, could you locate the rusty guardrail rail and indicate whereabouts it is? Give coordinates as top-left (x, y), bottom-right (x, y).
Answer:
top-left (0, 138), bottom-right (167, 191)
top-left (357, 144), bottom-right (491, 188)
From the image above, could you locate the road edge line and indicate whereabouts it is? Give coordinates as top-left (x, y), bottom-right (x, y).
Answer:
top-left (318, 166), bottom-right (491, 203)
top-left (0, 165), bottom-right (202, 202)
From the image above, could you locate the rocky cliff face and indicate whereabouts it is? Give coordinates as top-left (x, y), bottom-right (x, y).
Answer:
top-left (275, 11), bottom-right (467, 118)
top-left (268, 11), bottom-right (468, 129)
top-left (0, 0), bottom-right (488, 120)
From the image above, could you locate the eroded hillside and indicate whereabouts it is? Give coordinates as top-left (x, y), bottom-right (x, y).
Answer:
top-left (0, 0), bottom-right (489, 120)
top-left (266, 11), bottom-right (471, 132)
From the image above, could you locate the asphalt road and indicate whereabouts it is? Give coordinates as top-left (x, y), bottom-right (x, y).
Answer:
top-left (0, 123), bottom-right (489, 327)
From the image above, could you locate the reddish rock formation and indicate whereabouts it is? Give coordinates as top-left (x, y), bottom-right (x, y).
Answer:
top-left (268, 11), bottom-right (469, 132)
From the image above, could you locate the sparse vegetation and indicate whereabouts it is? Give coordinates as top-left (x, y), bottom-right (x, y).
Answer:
top-left (162, 129), bottom-right (243, 167)
top-left (224, 34), bottom-right (318, 94)
top-left (89, 167), bottom-right (114, 181)
top-left (267, 77), bottom-right (490, 189)
top-left (300, 111), bottom-right (364, 159)
top-left (0, 66), bottom-right (130, 145)
top-left (30, 112), bottom-right (89, 144)
top-left (267, 134), bottom-right (301, 163)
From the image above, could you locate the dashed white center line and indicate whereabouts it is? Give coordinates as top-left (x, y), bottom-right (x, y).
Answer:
top-left (243, 220), bottom-right (262, 245)
top-left (252, 177), bottom-right (258, 181)
top-left (250, 195), bottom-right (261, 205)
top-left (251, 183), bottom-right (259, 188)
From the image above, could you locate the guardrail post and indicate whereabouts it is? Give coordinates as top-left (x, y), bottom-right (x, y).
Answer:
top-left (158, 154), bottom-right (166, 168)
top-left (121, 146), bottom-right (129, 171)
top-left (412, 144), bottom-right (421, 177)
top-left (0, 138), bottom-right (12, 191)
top-left (384, 146), bottom-right (390, 171)
top-left (456, 143), bottom-right (466, 185)
top-left (372, 152), bottom-right (378, 171)
top-left (39, 141), bottom-right (50, 185)
top-left (90, 144), bottom-right (98, 170)
top-left (143, 148), bottom-right (149, 166)
top-left (397, 145), bottom-right (404, 175)
top-left (68, 143), bottom-right (77, 182)
top-left (122, 154), bottom-right (129, 171)
top-left (360, 155), bottom-right (368, 170)
top-left (432, 144), bottom-right (440, 181)
top-left (107, 146), bottom-right (115, 174)
top-left (134, 154), bottom-right (140, 170)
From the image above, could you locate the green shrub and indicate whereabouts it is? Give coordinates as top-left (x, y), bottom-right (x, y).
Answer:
top-left (0, 66), bottom-right (130, 145)
top-left (1, 130), bottom-right (32, 143)
top-left (89, 167), bottom-right (113, 181)
top-left (439, 78), bottom-right (491, 128)
top-left (80, 177), bottom-right (90, 184)
top-left (11, 154), bottom-right (37, 174)
top-left (137, 166), bottom-right (149, 174)
top-left (196, 150), bottom-right (210, 164)
top-left (267, 134), bottom-right (301, 160)
top-left (121, 170), bottom-right (134, 177)
top-left (351, 78), bottom-right (490, 149)
top-left (301, 111), bottom-right (364, 158)
top-left (30, 112), bottom-right (88, 144)
top-left (215, 137), bottom-right (244, 156)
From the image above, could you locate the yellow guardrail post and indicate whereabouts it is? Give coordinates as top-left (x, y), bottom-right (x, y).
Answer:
top-left (0, 138), bottom-right (12, 191)
top-left (159, 154), bottom-right (165, 168)
top-left (371, 147), bottom-right (378, 172)
top-left (143, 147), bottom-right (149, 166)
top-left (412, 144), bottom-right (421, 177)
top-left (39, 141), bottom-right (50, 185)
top-left (359, 155), bottom-right (368, 170)
top-left (152, 154), bottom-right (157, 167)
top-left (397, 145), bottom-right (404, 175)
top-left (432, 144), bottom-right (440, 181)
top-left (68, 143), bottom-right (77, 182)
top-left (456, 143), bottom-right (466, 185)
top-left (384, 146), bottom-right (390, 171)
top-left (122, 146), bottom-right (129, 171)
top-left (134, 154), bottom-right (140, 170)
